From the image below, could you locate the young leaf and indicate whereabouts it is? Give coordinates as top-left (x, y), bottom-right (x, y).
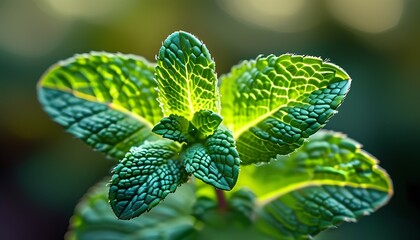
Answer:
top-left (155, 31), bottom-right (220, 120)
top-left (235, 130), bottom-right (392, 239)
top-left (38, 52), bottom-right (162, 159)
top-left (220, 54), bottom-right (351, 164)
top-left (152, 111), bottom-right (223, 144)
top-left (182, 129), bottom-right (240, 191)
top-left (152, 114), bottom-right (194, 143)
top-left (109, 140), bottom-right (188, 220)
top-left (66, 180), bottom-right (197, 240)
top-left (191, 110), bottom-right (223, 139)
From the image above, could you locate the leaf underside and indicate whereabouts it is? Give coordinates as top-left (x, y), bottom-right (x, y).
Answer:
top-left (38, 52), bottom-right (162, 159)
top-left (66, 180), bottom-right (197, 240)
top-left (155, 31), bottom-right (220, 120)
top-left (182, 129), bottom-right (240, 190)
top-left (220, 54), bottom-right (351, 164)
top-left (109, 140), bottom-right (188, 220)
top-left (235, 130), bottom-right (392, 239)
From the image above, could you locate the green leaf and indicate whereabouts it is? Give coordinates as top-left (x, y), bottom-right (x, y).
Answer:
top-left (155, 31), bottom-right (220, 120)
top-left (220, 54), bottom-right (351, 164)
top-left (235, 130), bottom-right (392, 239)
top-left (191, 110), bottom-right (223, 139)
top-left (38, 52), bottom-right (162, 159)
top-left (192, 196), bottom-right (218, 221)
top-left (152, 111), bottom-right (223, 144)
top-left (181, 129), bottom-right (240, 190)
top-left (66, 180), bottom-right (197, 240)
top-left (191, 189), bottom-right (265, 239)
top-left (228, 188), bottom-right (256, 223)
top-left (109, 140), bottom-right (188, 220)
top-left (152, 114), bottom-right (194, 143)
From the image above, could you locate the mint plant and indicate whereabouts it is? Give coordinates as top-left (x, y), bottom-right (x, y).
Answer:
top-left (38, 31), bottom-right (393, 239)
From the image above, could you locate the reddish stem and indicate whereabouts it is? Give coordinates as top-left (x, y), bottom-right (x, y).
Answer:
top-left (215, 188), bottom-right (227, 213)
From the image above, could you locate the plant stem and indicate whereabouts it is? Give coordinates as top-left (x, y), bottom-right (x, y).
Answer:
top-left (215, 188), bottom-right (227, 213)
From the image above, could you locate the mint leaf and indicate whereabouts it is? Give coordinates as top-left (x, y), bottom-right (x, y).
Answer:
top-left (152, 114), bottom-right (194, 144)
top-left (234, 130), bottom-right (392, 239)
top-left (191, 110), bottom-right (223, 139)
top-left (109, 140), bottom-right (188, 219)
top-left (182, 129), bottom-right (240, 190)
top-left (155, 31), bottom-right (220, 120)
top-left (220, 54), bottom-right (351, 164)
top-left (38, 52), bottom-right (161, 159)
top-left (67, 180), bottom-right (197, 240)
top-left (229, 188), bottom-right (256, 223)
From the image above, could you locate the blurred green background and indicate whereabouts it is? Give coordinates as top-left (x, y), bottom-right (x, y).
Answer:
top-left (0, 0), bottom-right (419, 239)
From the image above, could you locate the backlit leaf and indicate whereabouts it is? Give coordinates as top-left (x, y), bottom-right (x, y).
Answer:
top-left (152, 111), bottom-right (223, 144)
top-left (66, 180), bottom-right (197, 240)
top-left (191, 110), bottom-right (223, 139)
top-left (220, 54), bottom-right (351, 164)
top-left (38, 52), bottom-right (162, 159)
top-left (152, 114), bottom-right (194, 144)
top-left (235, 130), bottom-right (392, 239)
top-left (228, 188), bottom-right (256, 223)
top-left (155, 31), bottom-right (220, 120)
top-left (109, 140), bottom-right (188, 220)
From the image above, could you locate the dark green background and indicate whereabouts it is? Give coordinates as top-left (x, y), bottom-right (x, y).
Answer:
top-left (1, 0), bottom-right (419, 239)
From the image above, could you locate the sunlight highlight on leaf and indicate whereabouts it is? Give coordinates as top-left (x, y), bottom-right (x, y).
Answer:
top-left (38, 52), bottom-right (162, 159)
top-left (221, 54), bottom-right (351, 164)
top-left (235, 130), bottom-right (392, 239)
top-left (155, 31), bottom-right (220, 120)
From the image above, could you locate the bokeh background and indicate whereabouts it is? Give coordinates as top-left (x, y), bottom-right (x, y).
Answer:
top-left (0, 0), bottom-right (419, 239)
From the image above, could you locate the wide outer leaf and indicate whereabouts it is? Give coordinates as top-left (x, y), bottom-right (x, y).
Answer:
top-left (66, 180), bottom-right (197, 240)
top-left (220, 54), bottom-right (351, 164)
top-left (109, 140), bottom-right (188, 220)
top-left (235, 130), bottom-right (392, 239)
top-left (155, 31), bottom-right (220, 120)
top-left (38, 52), bottom-right (162, 159)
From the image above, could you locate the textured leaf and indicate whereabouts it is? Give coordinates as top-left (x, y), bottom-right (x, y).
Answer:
top-left (192, 196), bottom-right (218, 221)
top-left (153, 111), bottom-right (223, 144)
top-left (38, 52), bottom-right (162, 159)
top-left (109, 140), bottom-right (188, 220)
top-left (235, 130), bottom-right (392, 239)
top-left (220, 54), bottom-right (351, 164)
top-left (181, 129), bottom-right (240, 190)
top-left (155, 31), bottom-right (220, 120)
top-left (66, 180), bottom-right (197, 240)
top-left (228, 188), bottom-right (256, 223)
top-left (191, 110), bottom-right (223, 138)
top-left (191, 189), bottom-right (264, 239)
top-left (152, 114), bottom-right (194, 143)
